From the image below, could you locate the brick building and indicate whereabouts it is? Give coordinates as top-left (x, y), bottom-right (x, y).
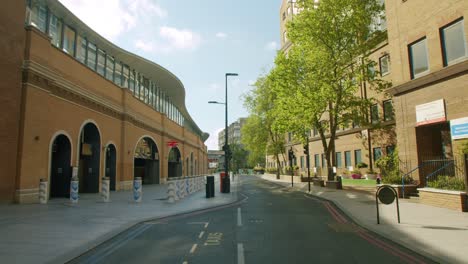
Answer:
top-left (0, 0), bottom-right (208, 203)
top-left (268, 0), bottom-right (395, 178)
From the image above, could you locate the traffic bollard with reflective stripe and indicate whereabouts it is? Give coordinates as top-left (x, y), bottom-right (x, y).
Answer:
top-left (133, 177), bottom-right (142, 203)
top-left (39, 179), bottom-right (48, 204)
top-left (101, 177), bottom-right (110, 202)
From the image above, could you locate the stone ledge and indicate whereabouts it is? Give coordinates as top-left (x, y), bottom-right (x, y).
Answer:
top-left (418, 188), bottom-right (466, 195)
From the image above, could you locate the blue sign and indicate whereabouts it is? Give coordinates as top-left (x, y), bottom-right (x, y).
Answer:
top-left (451, 118), bottom-right (468, 140)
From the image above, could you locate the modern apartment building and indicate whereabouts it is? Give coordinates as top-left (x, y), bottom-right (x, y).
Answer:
top-left (0, 0), bottom-right (208, 203)
top-left (269, 0), bottom-right (394, 178)
top-left (218, 118), bottom-right (247, 149)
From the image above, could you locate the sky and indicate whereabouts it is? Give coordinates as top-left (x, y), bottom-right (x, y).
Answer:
top-left (58, 0), bottom-right (282, 150)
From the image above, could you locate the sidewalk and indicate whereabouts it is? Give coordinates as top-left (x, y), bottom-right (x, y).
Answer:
top-left (0, 175), bottom-right (238, 264)
top-left (260, 174), bottom-right (468, 264)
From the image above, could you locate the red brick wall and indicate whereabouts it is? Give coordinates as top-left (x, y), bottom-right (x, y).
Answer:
top-left (0, 1), bottom-right (26, 202)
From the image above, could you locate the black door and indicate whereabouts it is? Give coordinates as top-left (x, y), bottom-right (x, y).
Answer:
top-left (50, 135), bottom-right (72, 198)
top-left (105, 145), bottom-right (117, 191)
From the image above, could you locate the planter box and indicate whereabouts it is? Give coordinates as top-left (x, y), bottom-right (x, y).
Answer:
top-left (392, 184), bottom-right (418, 198)
top-left (326, 181), bottom-right (342, 189)
top-left (418, 188), bottom-right (467, 212)
top-left (312, 178), bottom-right (325, 187)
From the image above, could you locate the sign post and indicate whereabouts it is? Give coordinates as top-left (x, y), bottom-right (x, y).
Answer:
top-left (375, 185), bottom-right (400, 224)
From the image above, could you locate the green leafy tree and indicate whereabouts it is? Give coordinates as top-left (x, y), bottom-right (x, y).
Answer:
top-left (243, 75), bottom-right (286, 179)
top-left (271, 0), bottom-right (390, 181)
top-left (229, 143), bottom-right (249, 173)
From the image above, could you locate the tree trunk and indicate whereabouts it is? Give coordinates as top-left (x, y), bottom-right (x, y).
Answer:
top-left (275, 154), bottom-right (281, 180)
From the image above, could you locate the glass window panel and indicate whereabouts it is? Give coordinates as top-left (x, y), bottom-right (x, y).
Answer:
top-left (442, 20), bottom-right (467, 65)
top-left (321, 154), bottom-right (326, 168)
top-left (336, 152), bottom-right (342, 168)
top-left (30, 3), bottom-right (47, 32)
top-left (354, 150), bottom-right (362, 165)
top-left (49, 14), bottom-right (62, 48)
top-left (128, 69), bottom-right (135, 93)
top-left (114, 61), bottom-right (122, 86)
top-left (105, 55), bottom-right (114, 81)
top-left (96, 49), bottom-right (105, 76)
top-left (314, 154), bottom-right (320, 168)
top-left (371, 104), bottom-right (379, 123)
top-left (76, 35), bottom-right (87, 64)
top-left (383, 100), bottom-right (394, 121)
top-left (300, 156), bottom-right (304, 169)
top-left (373, 147), bottom-right (382, 163)
top-left (86, 42), bottom-right (97, 70)
top-left (62, 25), bottom-right (76, 55)
top-left (143, 77), bottom-right (150, 103)
top-left (409, 38), bottom-right (429, 78)
top-left (122, 65), bottom-right (129, 88)
top-left (345, 151), bottom-right (351, 167)
top-left (379, 55), bottom-right (390, 76)
top-left (386, 145), bottom-right (395, 155)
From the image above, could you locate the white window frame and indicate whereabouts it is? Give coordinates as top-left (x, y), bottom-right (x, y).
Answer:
top-left (409, 38), bottom-right (430, 79)
top-left (441, 19), bottom-right (468, 66)
top-left (379, 54), bottom-right (390, 76)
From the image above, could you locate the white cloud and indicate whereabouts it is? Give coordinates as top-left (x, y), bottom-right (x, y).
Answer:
top-left (215, 32), bottom-right (228, 39)
top-left (135, 39), bottom-right (155, 52)
top-left (206, 128), bottom-right (224, 150)
top-left (134, 27), bottom-right (202, 54)
top-left (265, 41), bottom-right (279, 51)
top-left (59, 0), bottom-right (167, 41)
top-left (159, 26), bottom-right (202, 51)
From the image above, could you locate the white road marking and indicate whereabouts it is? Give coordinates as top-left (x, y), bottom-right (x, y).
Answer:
top-left (237, 243), bottom-right (245, 264)
top-left (199, 231), bottom-right (205, 239)
top-left (182, 262), bottom-right (188, 264)
top-left (204, 222), bottom-right (209, 229)
top-left (190, 244), bottom-right (198, 254)
top-left (237, 208), bottom-right (242, 227)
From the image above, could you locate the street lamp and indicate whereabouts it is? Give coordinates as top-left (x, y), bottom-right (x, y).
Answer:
top-left (208, 72), bottom-right (238, 193)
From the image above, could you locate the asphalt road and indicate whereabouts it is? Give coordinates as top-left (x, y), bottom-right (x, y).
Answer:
top-left (69, 176), bottom-right (434, 264)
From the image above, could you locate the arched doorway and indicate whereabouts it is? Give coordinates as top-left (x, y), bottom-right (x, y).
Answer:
top-left (168, 147), bottom-right (182, 178)
top-left (134, 137), bottom-right (159, 184)
top-left (50, 134), bottom-right (72, 198)
top-left (105, 144), bottom-right (117, 191)
top-left (78, 123), bottom-right (101, 193)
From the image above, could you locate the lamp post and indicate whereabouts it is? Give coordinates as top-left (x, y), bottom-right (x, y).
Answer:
top-left (208, 72), bottom-right (238, 193)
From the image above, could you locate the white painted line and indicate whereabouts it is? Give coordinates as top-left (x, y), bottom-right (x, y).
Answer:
top-left (237, 208), bottom-right (242, 227)
top-left (237, 243), bottom-right (245, 264)
top-left (204, 222), bottom-right (209, 229)
top-left (198, 231), bottom-right (205, 239)
top-left (190, 243), bottom-right (198, 254)
top-left (182, 261), bottom-right (188, 264)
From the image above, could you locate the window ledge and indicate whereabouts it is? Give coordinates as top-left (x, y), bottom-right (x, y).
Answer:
top-left (388, 59), bottom-right (468, 96)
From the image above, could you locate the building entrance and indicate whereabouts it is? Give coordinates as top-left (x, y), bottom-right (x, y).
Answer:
top-left (416, 122), bottom-right (454, 185)
top-left (78, 123), bottom-right (101, 193)
top-left (134, 137), bottom-right (159, 184)
top-left (168, 147), bottom-right (182, 178)
top-left (50, 135), bottom-right (72, 198)
top-left (105, 144), bottom-right (117, 191)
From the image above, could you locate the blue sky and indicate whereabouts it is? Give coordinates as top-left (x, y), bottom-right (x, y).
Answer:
top-left (59, 0), bottom-right (282, 150)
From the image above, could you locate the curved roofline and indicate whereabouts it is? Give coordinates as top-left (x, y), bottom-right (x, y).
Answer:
top-left (47, 0), bottom-right (205, 137)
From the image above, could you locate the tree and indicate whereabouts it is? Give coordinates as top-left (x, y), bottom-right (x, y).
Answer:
top-left (229, 143), bottom-right (249, 173)
top-left (271, 0), bottom-right (390, 181)
top-left (242, 75), bottom-right (286, 179)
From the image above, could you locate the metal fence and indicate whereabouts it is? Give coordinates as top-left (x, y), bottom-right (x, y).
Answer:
top-left (422, 157), bottom-right (466, 187)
